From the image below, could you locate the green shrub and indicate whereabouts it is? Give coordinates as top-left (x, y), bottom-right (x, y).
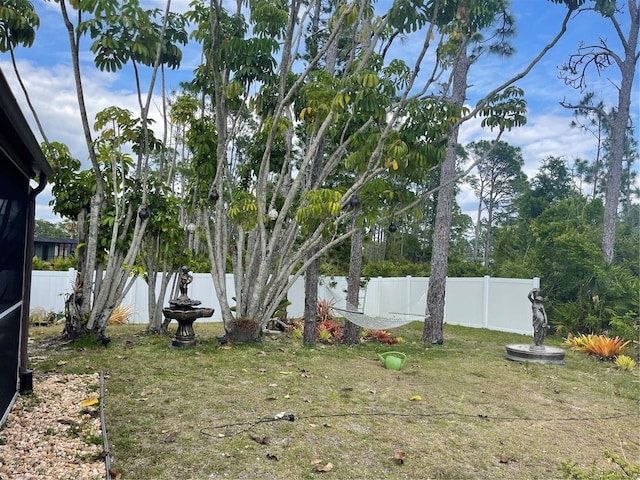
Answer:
top-left (608, 311), bottom-right (639, 343)
top-left (32, 255), bottom-right (77, 271)
top-left (552, 265), bottom-right (638, 336)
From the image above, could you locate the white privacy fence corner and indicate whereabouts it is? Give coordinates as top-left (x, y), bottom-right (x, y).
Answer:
top-left (30, 270), bottom-right (539, 336)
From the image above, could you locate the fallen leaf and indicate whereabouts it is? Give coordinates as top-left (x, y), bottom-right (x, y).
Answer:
top-left (256, 351), bottom-right (267, 356)
top-left (499, 454), bottom-right (512, 464)
top-left (241, 368), bottom-right (248, 373)
top-left (250, 435), bottom-right (270, 445)
top-left (410, 395), bottom-right (422, 401)
top-left (279, 371), bottom-right (293, 374)
top-left (56, 361), bottom-right (67, 366)
top-left (393, 451), bottom-right (407, 465)
top-left (310, 457), bottom-right (322, 465)
top-left (220, 345), bottom-right (232, 350)
top-left (80, 397), bottom-right (99, 407)
top-left (315, 462), bottom-right (333, 472)
top-left (108, 468), bottom-right (122, 480)
top-left (269, 383), bottom-right (278, 387)
top-left (163, 432), bottom-right (177, 443)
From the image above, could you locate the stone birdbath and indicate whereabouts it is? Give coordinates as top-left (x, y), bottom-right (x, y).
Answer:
top-left (505, 288), bottom-right (566, 365)
top-left (163, 266), bottom-right (214, 347)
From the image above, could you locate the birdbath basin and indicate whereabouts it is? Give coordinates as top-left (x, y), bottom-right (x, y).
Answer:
top-left (163, 303), bottom-right (214, 347)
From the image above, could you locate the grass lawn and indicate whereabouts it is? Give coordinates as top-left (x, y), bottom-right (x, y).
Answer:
top-left (28, 322), bottom-right (639, 480)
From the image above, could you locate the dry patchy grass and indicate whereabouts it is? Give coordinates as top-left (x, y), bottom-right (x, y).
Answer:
top-left (28, 322), bottom-right (640, 480)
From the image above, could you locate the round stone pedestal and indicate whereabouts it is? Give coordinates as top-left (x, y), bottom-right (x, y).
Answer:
top-left (505, 344), bottom-right (566, 365)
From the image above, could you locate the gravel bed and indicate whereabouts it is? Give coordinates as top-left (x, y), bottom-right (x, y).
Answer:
top-left (0, 373), bottom-right (106, 480)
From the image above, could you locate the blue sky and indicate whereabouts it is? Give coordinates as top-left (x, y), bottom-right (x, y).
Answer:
top-left (1, 0), bottom-right (638, 222)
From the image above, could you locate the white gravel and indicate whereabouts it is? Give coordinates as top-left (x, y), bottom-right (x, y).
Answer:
top-left (0, 373), bottom-right (106, 480)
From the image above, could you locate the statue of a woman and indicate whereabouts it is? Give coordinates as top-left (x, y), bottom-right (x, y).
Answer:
top-left (528, 288), bottom-right (548, 346)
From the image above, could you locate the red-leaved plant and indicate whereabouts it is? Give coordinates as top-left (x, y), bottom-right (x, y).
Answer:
top-left (361, 329), bottom-right (399, 344)
top-left (563, 333), bottom-right (630, 360)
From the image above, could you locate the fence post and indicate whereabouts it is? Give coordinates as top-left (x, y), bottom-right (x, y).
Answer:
top-left (406, 276), bottom-right (412, 316)
top-left (483, 275), bottom-right (490, 329)
top-left (376, 276), bottom-right (383, 316)
top-left (67, 268), bottom-right (76, 292)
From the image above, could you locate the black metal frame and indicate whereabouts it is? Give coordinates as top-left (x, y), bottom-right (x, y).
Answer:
top-left (0, 68), bottom-right (51, 425)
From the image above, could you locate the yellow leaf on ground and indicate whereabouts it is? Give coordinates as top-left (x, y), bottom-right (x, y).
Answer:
top-left (315, 462), bottom-right (333, 472)
top-left (410, 395), bottom-right (422, 401)
top-left (80, 397), bottom-right (99, 407)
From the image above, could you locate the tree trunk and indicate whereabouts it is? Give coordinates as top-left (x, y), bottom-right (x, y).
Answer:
top-left (302, 2), bottom-right (338, 346)
top-left (62, 207), bottom-right (88, 340)
top-left (303, 256), bottom-right (319, 346)
top-left (601, 0), bottom-right (638, 264)
top-left (342, 225), bottom-right (363, 345)
top-left (62, 279), bottom-right (88, 340)
top-left (473, 187), bottom-right (483, 260)
top-left (484, 201), bottom-right (494, 268)
top-left (422, 46), bottom-right (471, 345)
top-left (148, 270), bottom-right (174, 334)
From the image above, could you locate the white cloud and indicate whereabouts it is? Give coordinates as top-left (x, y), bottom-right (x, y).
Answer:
top-left (3, 0), bottom-right (637, 227)
top-left (2, 60), bottom-right (155, 223)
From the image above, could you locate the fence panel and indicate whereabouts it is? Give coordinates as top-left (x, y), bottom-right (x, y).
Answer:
top-left (486, 277), bottom-right (540, 335)
top-left (30, 270), bottom-right (74, 313)
top-left (445, 278), bottom-right (486, 329)
top-left (30, 270), bottom-right (539, 335)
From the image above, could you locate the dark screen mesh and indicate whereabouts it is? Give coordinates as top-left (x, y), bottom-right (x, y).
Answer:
top-left (0, 160), bottom-right (28, 422)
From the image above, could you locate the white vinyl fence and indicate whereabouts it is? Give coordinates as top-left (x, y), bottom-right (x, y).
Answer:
top-left (30, 270), bottom-right (540, 335)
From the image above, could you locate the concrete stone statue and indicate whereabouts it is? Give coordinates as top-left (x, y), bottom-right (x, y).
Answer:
top-left (505, 287), bottom-right (565, 365)
top-left (178, 266), bottom-right (193, 299)
top-left (528, 288), bottom-right (548, 347)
